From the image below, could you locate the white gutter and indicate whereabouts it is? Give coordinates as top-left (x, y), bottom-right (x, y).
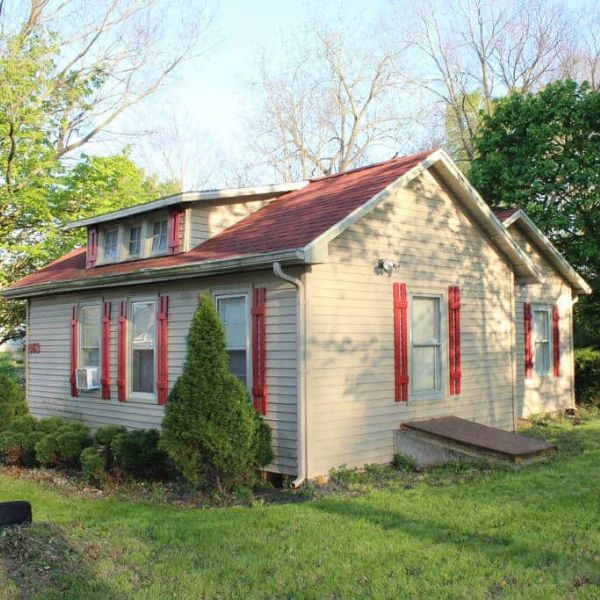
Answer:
top-left (272, 262), bottom-right (307, 488)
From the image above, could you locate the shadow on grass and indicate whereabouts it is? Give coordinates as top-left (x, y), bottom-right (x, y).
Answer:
top-left (0, 523), bottom-right (118, 600)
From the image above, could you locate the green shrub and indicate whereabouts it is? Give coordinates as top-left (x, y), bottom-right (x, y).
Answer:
top-left (95, 425), bottom-right (127, 447)
top-left (161, 294), bottom-right (273, 492)
top-left (94, 425), bottom-right (127, 471)
top-left (393, 453), bottom-right (418, 472)
top-left (0, 373), bottom-right (27, 427)
top-left (575, 347), bottom-right (600, 407)
top-left (35, 423), bottom-right (92, 468)
top-left (38, 417), bottom-right (70, 434)
top-left (0, 430), bottom-right (43, 466)
top-left (80, 447), bottom-right (105, 484)
top-left (111, 429), bottom-right (170, 480)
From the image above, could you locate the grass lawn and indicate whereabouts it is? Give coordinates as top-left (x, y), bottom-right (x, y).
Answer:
top-left (1, 418), bottom-right (599, 600)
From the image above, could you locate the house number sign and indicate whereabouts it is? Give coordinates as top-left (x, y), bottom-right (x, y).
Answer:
top-left (28, 343), bottom-right (41, 354)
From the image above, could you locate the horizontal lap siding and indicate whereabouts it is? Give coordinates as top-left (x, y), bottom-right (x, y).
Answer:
top-left (188, 199), bottom-right (270, 248)
top-left (27, 272), bottom-right (298, 475)
top-left (305, 170), bottom-right (515, 477)
top-left (510, 224), bottom-right (575, 417)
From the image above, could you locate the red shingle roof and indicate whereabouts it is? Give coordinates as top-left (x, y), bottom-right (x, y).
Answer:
top-left (7, 149), bottom-right (436, 292)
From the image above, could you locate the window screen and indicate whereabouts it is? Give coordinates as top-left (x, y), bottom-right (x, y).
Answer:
top-left (131, 301), bottom-right (156, 394)
top-left (411, 296), bottom-right (442, 395)
top-left (217, 295), bottom-right (248, 386)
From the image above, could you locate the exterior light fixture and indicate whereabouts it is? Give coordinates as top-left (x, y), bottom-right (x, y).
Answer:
top-left (378, 259), bottom-right (395, 273)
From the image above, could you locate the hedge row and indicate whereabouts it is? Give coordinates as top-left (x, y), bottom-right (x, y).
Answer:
top-left (0, 416), bottom-right (170, 483)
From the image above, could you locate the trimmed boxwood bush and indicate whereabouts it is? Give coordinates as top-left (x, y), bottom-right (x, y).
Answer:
top-left (161, 294), bottom-right (273, 492)
top-left (35, 422), bottom-right (93, 468)
top-left (575, 347), bottom-right (600, 407)
top-left (80, 447), bottom-right (105, 484)
top-left (111, 429), bottom-right (170, 480)
top-left (0, 416), bottom-right (42, 466)
top-left (94, 425), bottom-right (127, 471)
top-left (0, 373), bottom-right (27, 427)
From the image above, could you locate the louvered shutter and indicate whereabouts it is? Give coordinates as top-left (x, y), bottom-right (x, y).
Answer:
top-left (117, 301), bottom-right (127, 402)
top-left (86, 226), bottom-right (98, 268)
top-left (552, 304), bottom-right (560, 377)
top-left (168, 208), bottom-right (183, 254)
top-left (157, 296), bottom-right (169, 405)
top-left (252, 288), bottom-right (267, 414)
top-left (524, 302), bottom-right (533, 379)
top-left (448, 286), bottom-right (462, 395)
top-left (393, 282), bottom-right (409, 402)
top-left (70, 305), bottom-right (79, 397)
top-left (101, 301), bottom-right (111, 400)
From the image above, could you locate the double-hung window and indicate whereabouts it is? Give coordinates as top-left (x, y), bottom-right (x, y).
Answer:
top-left (533, 306), bottom-right (551, 375)
top-left (80, 305), bottom-right (101, 371)
top-left (151, 220), bottom-right (168, 254)
top-left (411, 295), bottom-right (442, 397)
top-left (216, 294), bottom-right (249, 386)
top-left (131, 300), bottom-right (156, 395)
top-left (103, 229), bottom-right (118, 261)
top-left (128, 226), bottom-right (142, 258)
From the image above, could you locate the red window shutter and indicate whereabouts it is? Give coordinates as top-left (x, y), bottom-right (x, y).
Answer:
top-left (524, 302), bottom-right (533, 379)
top-left (448, 286), bottom-right (462, 395)
top-left (157, 296), bottom-right (169, 405)
top-left (117, 301), bottom-right (128, 402)
top-left (168, 208), bottom-right (183, 255)
top-left (70, 305), bottom-right (79, 397)
top-left (86, 226), bottom-right (98, 268)
top-left (101, 301), bottom-right (111, 400)
top-left (393, 282), bottom-right (409, 402)
top-left (252, 287), bottom-right (268, 414)
top-left (552, 304), bottom-right (560, 377)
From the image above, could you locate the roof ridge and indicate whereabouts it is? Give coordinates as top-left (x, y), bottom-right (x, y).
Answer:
top-left (308, 148), bottom-right (440, 182)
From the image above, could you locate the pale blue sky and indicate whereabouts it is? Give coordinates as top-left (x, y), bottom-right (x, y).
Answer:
top-left (108, 0), bottom-right (593, 187)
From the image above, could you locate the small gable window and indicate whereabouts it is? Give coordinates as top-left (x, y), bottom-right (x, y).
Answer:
top-left (151, 220), bottom-right (168, 254)
top-left (128, 226), bottom-right (142, 257)
top-left (103, 229), bottom-right (119, 261)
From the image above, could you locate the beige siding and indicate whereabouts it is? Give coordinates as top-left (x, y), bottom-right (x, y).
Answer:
top-left (27, 271), bottom-right (298, 475)
top-left (510, 224), bottom-right (575, 417)
top-left (305, 170), bottom-right (516, 477)
top-left (188, 199), bottom-right (270, 248)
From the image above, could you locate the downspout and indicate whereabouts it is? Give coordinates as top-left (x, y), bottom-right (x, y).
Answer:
top-left (272, 262), bottom-right (307, 488)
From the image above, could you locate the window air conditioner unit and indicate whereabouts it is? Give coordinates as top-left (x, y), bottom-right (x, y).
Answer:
top-left (76, 367), bottom-right (100, 391)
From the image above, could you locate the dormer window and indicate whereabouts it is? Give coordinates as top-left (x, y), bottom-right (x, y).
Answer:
top-left (151, 219), bottom-right (168, 254)
top-left (103, 229), bottom-right (118, 262)
top-left (128, 226), bottom-right (142, 258)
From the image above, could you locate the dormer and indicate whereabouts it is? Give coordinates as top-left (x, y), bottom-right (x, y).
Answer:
top-left (67, 182), bottom-right (309, 269)
top-left (86, 207), bottom-right (183, 268)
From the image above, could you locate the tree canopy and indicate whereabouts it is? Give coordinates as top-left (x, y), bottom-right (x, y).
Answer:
top-left (470, 80), bottom-right (600, 346)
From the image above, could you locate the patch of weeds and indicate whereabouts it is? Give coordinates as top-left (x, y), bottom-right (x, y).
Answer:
top-left (392, 453), bottom-right (418, 472)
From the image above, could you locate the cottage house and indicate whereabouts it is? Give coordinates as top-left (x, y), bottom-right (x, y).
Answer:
top-left (2, 149), bottom-right (590, 481)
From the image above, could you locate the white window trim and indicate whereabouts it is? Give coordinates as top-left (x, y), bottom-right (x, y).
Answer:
top-left (214, 290), bottom-right (252, 393)
top-left (79, 302), bottom-right (102, 394)
top-left (100, 228), bottom-right (120, 264)
top-left (532, 304), bottom-right (552, 377)
top-left (409, 292), bottom-right (445, 401)
top-left (150, 217), bottom-right (169, 256)
top-left (126, 224), bottom-right (143, 259)
top-left (128, 295), bottom-right (158, 402)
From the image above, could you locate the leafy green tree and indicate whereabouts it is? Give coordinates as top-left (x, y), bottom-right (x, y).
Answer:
top-left (161, 294), bottom-right (273, 492)
top-left (470, 80), bottom-right (600, 346)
